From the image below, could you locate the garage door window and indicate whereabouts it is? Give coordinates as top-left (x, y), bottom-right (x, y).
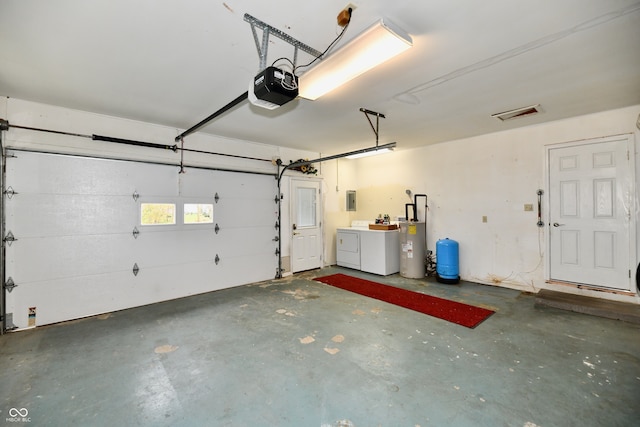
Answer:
top-left (141, 203), bottom-right (176, 225)
top-left (184, 203), bottom-right (214, 224)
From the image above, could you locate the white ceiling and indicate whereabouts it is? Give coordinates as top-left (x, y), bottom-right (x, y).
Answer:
top-left (1, 0), bottom-right (639, 154)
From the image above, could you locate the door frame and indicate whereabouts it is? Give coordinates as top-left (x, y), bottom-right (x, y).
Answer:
top-left (289, 176), bottom-right (324, 273)
top-left (543, 133), bottom-right (637, 293)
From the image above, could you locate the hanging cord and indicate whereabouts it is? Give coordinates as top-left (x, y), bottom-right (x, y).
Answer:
top-left (270, 57), bottom-right (299, 91)
top-left (293, 8), bottom-right (353, 75)
top-left (271, 7), bottom-right (353, 91)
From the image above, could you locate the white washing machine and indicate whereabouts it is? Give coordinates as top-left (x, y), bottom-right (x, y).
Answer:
top-left (336, 221), bottom-right (400, 275)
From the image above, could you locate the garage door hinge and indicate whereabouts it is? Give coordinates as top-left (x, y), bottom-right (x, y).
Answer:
top-left (132, 227), bottom-right (140, 239)
top-left (214, 224), bottom-right (220, 234)
top-left (3, 231), bottom-right (17, 246)
top-left (215, 254), bottom-right (220, 265)
top-left (132, 191), bottom-right (140, 202)
top-left (3, 186), bottom-right (18, 199)
top-left (132, 263), bottom-right (140, 276)
top-left (214, 193), bottom-right (220, 203)
top-left (4, 277), bottom-right (17, 293)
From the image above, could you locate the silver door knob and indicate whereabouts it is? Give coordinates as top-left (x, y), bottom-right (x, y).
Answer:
top-left (553, 222), bottom-right (565, 227)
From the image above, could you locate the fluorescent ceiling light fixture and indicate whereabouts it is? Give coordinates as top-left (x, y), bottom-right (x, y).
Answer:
top-left (298, 19), bottom-right (413, 100)
top-left (346, 142), bottom-right (396, 159)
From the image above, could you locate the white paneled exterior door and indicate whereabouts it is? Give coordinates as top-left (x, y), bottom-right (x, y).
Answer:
top-left (548, 135), bottom-right (635, 291)
top-left (290, 179), bottom-right (322, 272)
top-left (3, 151), bottom-right (278, 330)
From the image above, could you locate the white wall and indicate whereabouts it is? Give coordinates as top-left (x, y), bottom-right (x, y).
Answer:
top-left (323, 105), bottom-right (640, 304)
top-left (4, 97), bottom-right (639, 303)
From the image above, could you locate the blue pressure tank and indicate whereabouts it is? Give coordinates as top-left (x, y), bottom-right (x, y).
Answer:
top-left (436, 238), bottom-right (460, 284)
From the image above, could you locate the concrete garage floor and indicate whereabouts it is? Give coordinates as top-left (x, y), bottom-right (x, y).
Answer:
top-left (1, 266), bottom-right (639, 427)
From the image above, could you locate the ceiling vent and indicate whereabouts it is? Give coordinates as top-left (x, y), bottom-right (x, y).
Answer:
top-left (491, 104), bottom-right (541, 121)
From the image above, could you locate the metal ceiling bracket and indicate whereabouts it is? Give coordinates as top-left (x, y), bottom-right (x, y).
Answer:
top-left (132, 227), bottom-right (140, 239)
top-left (4, 277), bottom-right (17, 293)
top-left (132, 263), bottom-right (140, 276)
top-left (360, 108), bottom-right (386, 148)
top-left (215, 223), bottom-right (220, 234)
top-left (215, 254), bottom-right (220, 265)
top-left (4, 186), bottom-right (18, 199)
top-left (4, 231), bottom-right (17, 246)
top-left (244, 13), bottom-right (322, 71)
top-left (132, 191), bottom-right (140, 202)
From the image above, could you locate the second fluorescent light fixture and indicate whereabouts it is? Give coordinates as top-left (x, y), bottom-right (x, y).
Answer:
top-left (346, 144), bottom-right (395, 159)
top-left (298, 18), bottom-right (413, 100)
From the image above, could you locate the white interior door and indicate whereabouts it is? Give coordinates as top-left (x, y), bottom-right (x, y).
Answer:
top-left (548, 135), bottom-right (635, 291)
top-left (290, 179), bottom-right (322, 272)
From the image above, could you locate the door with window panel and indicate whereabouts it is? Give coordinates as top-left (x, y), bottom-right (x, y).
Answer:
top-left (290, 179), bottom-right (323, 272)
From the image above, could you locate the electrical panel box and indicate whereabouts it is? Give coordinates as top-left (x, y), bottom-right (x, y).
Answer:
top-left (346, 190), bottom-right (356, 211)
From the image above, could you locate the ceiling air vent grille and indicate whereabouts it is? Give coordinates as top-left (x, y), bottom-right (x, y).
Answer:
top-left (491, 104), bottom-right (541, 121)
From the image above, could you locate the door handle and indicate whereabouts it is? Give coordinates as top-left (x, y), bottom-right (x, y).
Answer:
top-left (553, 222), bottom-right (565, 227)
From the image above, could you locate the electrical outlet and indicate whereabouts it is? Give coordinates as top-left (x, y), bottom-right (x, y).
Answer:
top-left (338, 3), bottom-right (357, 26)
top-left (344, 2), bottom-right (358, 11)
top-left (482, 215), bottom-right (487, 223)
top-left (524, 204), bottom-right (534, 211)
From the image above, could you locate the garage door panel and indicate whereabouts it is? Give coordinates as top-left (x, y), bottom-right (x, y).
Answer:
top-left (178, 169), bottom-right (217, 197)
top-left (210, 172), bottom-right (276, 196)
top-left (6, 261), bottom-right (229, 328)
top-left (6, 271), bottom-right (137, 328)
top-left (215, 199), bottom-right (278, 226)
top-left (5, 194), bottom-right (137, 237)
top-left (6, 234), bottom-right (136, 282)
top-left (215, 253), bottom-right (277, 285)
top-left (133, 230), bottom-right (219, 266)
top-left (179, 169), bottom-right (276, 199)
top-left (215, 227), bottom-right (277, 258)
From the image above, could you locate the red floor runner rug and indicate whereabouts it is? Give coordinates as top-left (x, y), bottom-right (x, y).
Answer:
top-left (315, 273), bottom-right (494, 328)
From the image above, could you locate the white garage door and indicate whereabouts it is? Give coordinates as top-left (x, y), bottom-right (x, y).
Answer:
top-left (3, 150), bottom-right (278, 330)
